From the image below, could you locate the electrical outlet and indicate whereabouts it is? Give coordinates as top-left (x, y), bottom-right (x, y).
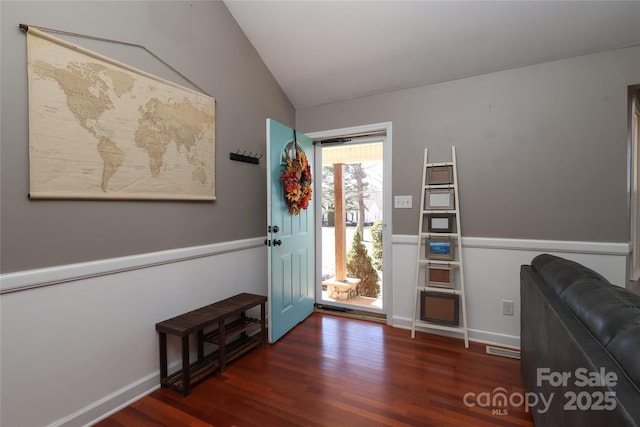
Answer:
top-left (502, 300), bottom-right (514, 316)
top-left (394, 195), bottom-right (412, 209)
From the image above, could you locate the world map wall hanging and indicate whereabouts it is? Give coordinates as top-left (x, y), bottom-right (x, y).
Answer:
top-left (24, 26), bottom-right (216, 200)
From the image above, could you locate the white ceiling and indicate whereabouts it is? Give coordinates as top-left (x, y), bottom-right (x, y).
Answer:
top-left (224, 1), bottom-right (640, 109)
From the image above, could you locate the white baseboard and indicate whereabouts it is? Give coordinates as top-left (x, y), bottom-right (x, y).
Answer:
top-left (391, 315), bottom-right (521, 349)
top-left (51, 373), bottom-right (160, 427)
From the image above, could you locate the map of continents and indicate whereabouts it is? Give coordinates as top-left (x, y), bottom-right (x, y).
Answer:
top-left (26, 29), bottom-right (215, 200)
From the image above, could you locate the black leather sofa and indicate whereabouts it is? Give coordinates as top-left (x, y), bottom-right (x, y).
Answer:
top-left (520, 254), bottom-right (640, 426)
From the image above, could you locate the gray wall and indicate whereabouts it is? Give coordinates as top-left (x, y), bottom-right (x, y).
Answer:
top-left (297, 46), bottom-right (640, 242)
top-left (1, 1), bottom-right (294, 273)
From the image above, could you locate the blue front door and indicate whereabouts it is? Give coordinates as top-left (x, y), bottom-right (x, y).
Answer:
top-left (266, 119), bottom-right (315, 343)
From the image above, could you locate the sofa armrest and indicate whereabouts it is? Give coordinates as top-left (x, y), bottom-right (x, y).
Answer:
top-left (521, 265), bottom-right (640, 427)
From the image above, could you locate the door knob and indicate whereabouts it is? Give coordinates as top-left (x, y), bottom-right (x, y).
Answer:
top-left (273, 239), bottom-right (282, 246)
top-left (272, 226), bottom-right (279, 233)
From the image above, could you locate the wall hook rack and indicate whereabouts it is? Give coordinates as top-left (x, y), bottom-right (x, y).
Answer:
top-left (230, 150), bottom-right (262, 165)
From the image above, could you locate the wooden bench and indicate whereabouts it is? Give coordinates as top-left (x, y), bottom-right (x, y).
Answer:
top-left (155, 293), bottom-right (266, 396)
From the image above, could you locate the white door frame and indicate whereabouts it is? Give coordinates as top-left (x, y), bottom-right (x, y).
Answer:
top-left (307, 122), bottom-right (393, 324)
top-left (630, 97), bottom-right (640, 280)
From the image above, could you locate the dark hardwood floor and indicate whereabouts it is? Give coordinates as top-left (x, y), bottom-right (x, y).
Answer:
top-left (96, 313), bottom-right (534, 427)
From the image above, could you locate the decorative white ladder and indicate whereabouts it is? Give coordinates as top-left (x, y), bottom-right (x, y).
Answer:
top-left (410, 146), bottom-right (469, 348)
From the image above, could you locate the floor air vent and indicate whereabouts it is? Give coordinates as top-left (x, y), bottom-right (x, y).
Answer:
top-left (486, 346), bottom-right (521, 359)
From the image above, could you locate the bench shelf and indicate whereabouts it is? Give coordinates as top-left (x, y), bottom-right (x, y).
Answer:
top-left (203, 316), bottom-right (261, 343)
top-left (161, 352), bottom-right (221, 394)
top-left (224, 334), bottom-right (263, 364)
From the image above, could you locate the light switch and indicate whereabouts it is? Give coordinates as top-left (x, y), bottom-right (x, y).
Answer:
top-left (394, 195), bottom-right (412, 209)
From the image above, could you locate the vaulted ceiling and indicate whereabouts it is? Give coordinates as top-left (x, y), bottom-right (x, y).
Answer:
top-left (224, 1), bottom-right (640, 109)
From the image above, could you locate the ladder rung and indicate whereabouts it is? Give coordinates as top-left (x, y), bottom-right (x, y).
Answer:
top-left (419, 260), bottom-right (460, 265)
top-left (418, 286), bottom-right (462, 295)
top-left (421, 209), bottom-right (457, 214)
top-left (424, 184), bottom-right (455, 190)
top-left (419, 232), bottom-right (458, 238)
top-left (425, 161), bottom-right (454, 167)
top-left (414, 321), bottom-right (466, 334)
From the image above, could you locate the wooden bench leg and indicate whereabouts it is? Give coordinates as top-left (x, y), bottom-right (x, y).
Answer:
top-left (219, 320), bottom-right (227, 372)
top-left (197, 329), bottom-right (204, 361)
top-left (159, 332), bottom-right (167, 385)
top-left (181, 335), bottom-right (190, 396)
top-left (260, 301), bottom-right (266, 347)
